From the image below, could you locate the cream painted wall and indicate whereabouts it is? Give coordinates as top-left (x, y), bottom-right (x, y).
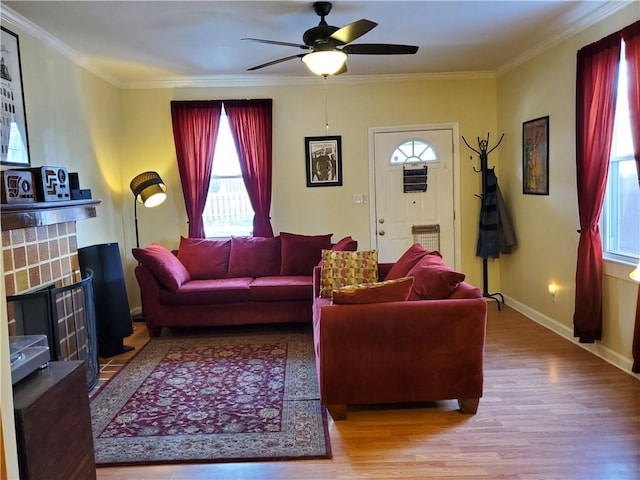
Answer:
top-left (497, 4), bottom-right (640, 373)
top-left (119, 78), bottom-right (498, 310)
top-left (14, 29), bottom-right (126, 249)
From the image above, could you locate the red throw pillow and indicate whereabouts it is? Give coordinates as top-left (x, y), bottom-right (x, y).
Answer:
top-left (331, 236), bottom-right (358, 251)
top-left (228, 236), bottom-right (281, 277)
top-left (132, 243), bottom-right (190, 292)
top-left (177, 236), bottom-right (230, 279)
top-left (385, 243), bottom-right (442, 280)
top-left (406, 255), bottom-right (465, 300)
top-left (280, 232), bottom-right (332, 276)
top-left (332, 277), bottom-right (414, 304)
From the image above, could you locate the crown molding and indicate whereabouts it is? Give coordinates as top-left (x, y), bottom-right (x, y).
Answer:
top-left (121, 70), bottom-right (496, 90)
top-left (496, 0), bottom-right (633, 76)
top-left (1, 6), bottom-right (122, 87)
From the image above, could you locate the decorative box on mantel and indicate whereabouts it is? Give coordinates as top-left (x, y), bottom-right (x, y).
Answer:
top-left (2, 199), bottom-right (101, 305)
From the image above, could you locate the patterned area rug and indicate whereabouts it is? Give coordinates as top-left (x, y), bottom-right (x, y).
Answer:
top-left (90, 329), bottom-right (331, 466)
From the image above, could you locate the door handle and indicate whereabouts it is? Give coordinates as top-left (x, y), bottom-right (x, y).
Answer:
top-left (378, 230), bottom-right (385, 236)
top-left (378, 218), bottom-right (385, 224)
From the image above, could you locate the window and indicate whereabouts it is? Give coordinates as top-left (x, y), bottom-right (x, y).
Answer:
top-left (602, 41), bottom-right (639, 264)
top-left (202, 108), bottom-right (253, 238)
top-left (390, 140), bottom-right (438, 164)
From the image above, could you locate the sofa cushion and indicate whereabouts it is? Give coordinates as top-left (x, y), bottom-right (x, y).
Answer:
top-left (249, 276), bottom-right (313, 301)
top-left (332, 277), bottom-right (414, 304)
top-left (280, 232), bottom-right (332, 276)
top-left (331, 236), bottom-right (358, 251)
top-left (407, 255), bottom-right (466, 300)
top-left (385, 243), bottom-right (441, 280)
top-left (159, 277), bottom-right (252, 305)
top-left (228, 236), bottom-right (281, 278)
top-left (177, 236), bottom-right (230, 279)
top-left (132, 243), bottom-right (190, 292)
top-left (320, 249), bottom-right (378, 298)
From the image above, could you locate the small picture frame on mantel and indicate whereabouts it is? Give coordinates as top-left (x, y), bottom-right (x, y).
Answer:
top-left (1, 26), bottom-right (30, 166)
top-left (522, 116), bottom-right (549, 195)
top-left (305, 135), bottom-right (342, 187)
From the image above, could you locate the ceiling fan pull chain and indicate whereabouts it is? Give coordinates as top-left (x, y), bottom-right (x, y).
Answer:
top-left (324, 76), bottom-right (329, 131)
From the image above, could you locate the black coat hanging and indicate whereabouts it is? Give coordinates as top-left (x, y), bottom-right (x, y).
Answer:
top-left (462, 133), bottom-right (516, 310)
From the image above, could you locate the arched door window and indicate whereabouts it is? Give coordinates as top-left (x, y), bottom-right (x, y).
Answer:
top-left (390, 140), bottom-right (438, 164)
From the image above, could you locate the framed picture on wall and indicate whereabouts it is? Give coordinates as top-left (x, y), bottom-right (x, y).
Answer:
top-left (1, 26), bottom-right (30, 166)
top-left (522, 116), bottom-right (549, 195)
top-left (305, 135), bottom-right (342, 187)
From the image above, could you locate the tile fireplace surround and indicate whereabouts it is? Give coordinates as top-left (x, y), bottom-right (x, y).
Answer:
top-left (2, 200), bottom-right (100, 335)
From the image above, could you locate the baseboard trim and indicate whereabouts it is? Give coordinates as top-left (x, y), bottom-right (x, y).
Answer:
top-left (502, 295), bottom-right (639, 379)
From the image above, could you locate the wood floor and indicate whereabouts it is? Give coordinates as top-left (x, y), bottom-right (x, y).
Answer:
top-left (95, 305), bottom-right (640, 480)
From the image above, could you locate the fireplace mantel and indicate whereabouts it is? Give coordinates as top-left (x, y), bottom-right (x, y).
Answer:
top-left (1, 199), bottom-right (101, 231)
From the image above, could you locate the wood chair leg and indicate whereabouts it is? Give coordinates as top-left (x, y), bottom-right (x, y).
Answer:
top-left (458, 398), bottom-right (479, 414)
top-left (326, 404), bottom-right (347, 421)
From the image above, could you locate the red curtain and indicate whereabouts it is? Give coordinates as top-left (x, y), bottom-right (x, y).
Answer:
top-left (623, 22), bottom-right (640, 183)
top-left (622, 21), bottom-right (640, 372)
top-left (573, 32), bottom-right (621, 343)
top-left (171, 100), bottom-right (222, 238)
top-left (225, 99), bottom-right (274, 237)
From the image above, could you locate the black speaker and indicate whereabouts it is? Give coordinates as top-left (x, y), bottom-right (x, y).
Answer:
top-left (78, 243), bottom-right (134, 357)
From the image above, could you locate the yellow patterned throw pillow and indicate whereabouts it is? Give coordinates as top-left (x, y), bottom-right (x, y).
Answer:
top-left (320, 249), bottom-right (378, 298)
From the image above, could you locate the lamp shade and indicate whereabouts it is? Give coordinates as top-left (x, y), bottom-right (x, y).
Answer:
top-left (130, 171), bottom-right (167, 208)
top-left (302, 50), bottom-right (347, 76)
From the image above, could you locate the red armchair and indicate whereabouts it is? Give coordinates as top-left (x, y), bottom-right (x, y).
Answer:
top-left (312, 263), bottom-right (488, 420)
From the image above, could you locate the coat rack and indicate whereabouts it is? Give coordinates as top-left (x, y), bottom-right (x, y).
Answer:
top-left (462, 133), bottom-right (505, 310)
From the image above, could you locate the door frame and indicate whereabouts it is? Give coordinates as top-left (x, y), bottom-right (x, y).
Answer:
top-left (368, 123), bottom-right (462, 270)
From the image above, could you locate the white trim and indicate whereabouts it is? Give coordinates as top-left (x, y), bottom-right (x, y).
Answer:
top-left (504, 295), bottom-right (639, 379)
top-left (496, 0), bottom-right (633, 76)
top-left (368, 123), bottom-right (461, 271)
top-left (604, 258), bottom-right (639, 283)
top-left (121, 71), bottom-right (496, 90)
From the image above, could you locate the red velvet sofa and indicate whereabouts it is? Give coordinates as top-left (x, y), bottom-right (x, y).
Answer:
top-left (133, 233), bottom-right (357, 337)
top-left (312, 246), bottom-right (488, 420)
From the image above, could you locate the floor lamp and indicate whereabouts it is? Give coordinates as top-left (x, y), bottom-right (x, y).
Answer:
top-left (129, 171), bottom-right (167, 321)
top-left (129, 171), bottom-right (167, 248)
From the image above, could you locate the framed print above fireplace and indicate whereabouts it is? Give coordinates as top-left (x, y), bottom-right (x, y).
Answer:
top-left (1, 26), bottom-right (30, 166)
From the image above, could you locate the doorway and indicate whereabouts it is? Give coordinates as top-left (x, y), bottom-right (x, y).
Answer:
top-left (369, 124), bottom-right (460, 267)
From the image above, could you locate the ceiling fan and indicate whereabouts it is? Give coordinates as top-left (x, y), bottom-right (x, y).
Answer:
top-left (242, 1), bottom-right (419, 76)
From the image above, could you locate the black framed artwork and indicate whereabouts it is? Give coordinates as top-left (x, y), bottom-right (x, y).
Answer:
top-left (1, 26), bottom-right (30, 166)
top-left (305, 135), bottom-right (342, 187)
top-left (522, 116), bottom-right (549, 195)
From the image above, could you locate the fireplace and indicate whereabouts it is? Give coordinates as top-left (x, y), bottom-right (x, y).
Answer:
top-left (2, 200), bottom-right (101, 388)
top-left (7, 269), bottom-right (99, 389)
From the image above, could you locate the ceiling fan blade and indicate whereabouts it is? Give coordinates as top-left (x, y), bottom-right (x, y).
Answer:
top-left (342, 44), bottom-right (419, 55)
top-left (330, 19), bottom-right (377, 45)
top-left (247, 54), bottom-right (305, 71)
top-left (242, 38), bottom-right (309, 50)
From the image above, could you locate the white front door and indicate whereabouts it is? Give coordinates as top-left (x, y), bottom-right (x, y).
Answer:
top-left (370, 126), bottom-right (457, 265)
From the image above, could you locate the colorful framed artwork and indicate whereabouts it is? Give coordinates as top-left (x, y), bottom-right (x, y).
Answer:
top-left (1, 26), bottom-right (30, 166)
top-left (305, 135), bottom-right (342, 187)
top-left (522, 116), bottom-right (549, 195)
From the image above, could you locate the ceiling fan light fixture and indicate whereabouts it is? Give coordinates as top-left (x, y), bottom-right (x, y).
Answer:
top-left (302, 50), bottom-right (347, 76)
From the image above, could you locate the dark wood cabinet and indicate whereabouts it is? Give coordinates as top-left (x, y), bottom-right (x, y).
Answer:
top-left (13, 361), bottom-right (96, 480)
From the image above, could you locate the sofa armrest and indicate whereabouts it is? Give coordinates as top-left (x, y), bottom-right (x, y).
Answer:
top-left (134, 264), bottom-right (164, 331)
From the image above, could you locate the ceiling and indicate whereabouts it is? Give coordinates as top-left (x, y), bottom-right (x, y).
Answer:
top-left (2, 1), bottom-right (632, 87)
